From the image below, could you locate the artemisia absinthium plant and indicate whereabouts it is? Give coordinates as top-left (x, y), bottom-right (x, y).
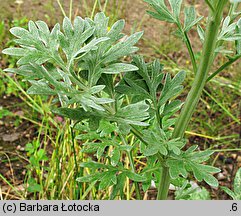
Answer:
top-left (2, 0), bottom-right (241, 200)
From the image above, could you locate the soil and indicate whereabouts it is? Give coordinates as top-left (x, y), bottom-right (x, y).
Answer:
top-left (0, 96), bottom-right (36, 192)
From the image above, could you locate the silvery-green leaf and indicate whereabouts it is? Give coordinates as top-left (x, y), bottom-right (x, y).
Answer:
top-left (123, 171), bottom-right (147, 182)
top-left (2, 47), bottom-right (26, 56)
top-left (167, 159), bottom-right (188, 179)
top-left (73, 16), bottom-right (85, 35)
top-left (143, 145), bottom-right (159, 156)
top-left (218, 16), bottom-right (239, 41)
top-left (99, 171), bottom-right (116, 190)
top-left (93, 12), bottom-right (109, 37)
top-left (203, 174), bottom-right (219, 188)
top-left (111, 148), bottom-right (120, 166)
top-left (102, 32), bottom-right (143, 64)
top-left (145, 0), bottom-right (176, 23)
top-left (17, 50), bottom-right (50, 65)
top-left (89, 85), bottom-right (106, 94)
top-left (96, 144), bottom-right (107, 159)
top-left (76, 173), bottom-right (102, 183)
top-left (221, 34), bottom-right (241, 41)
top-left (97, 120), bottom-right (117, 137)
top-left (107, 19), bottom-right (125, 41)
top-left (115, 100), bottom-right (150, 126)
top-left (101, 63), bottom-right (138, 74)
top-left (74, 37), bottom-right (109, 58)
top-left (184, 6), bottom-right (203, 32)
top-left (188, 162), bottom-right (220, 187)
top-left (91, 96), bottom-right (114, 105)
top-left (158, 70), bottom-right (186, 107)
top-left (236, 19), bottom-right (241, 54)
top-left (221, 187), bottom-right (237, 200)
top-left (63, 17), bottom-right (74, 39)
top-left (35, 20), bottom-right (50, 35)
top-left (10, 27), bottom-right (29, 38)
top-left (234, 168), bottom-right (241, 197)
top-left (28, 21), bottom-right (40, 39)
top-left (222, 16), bottom-right (231, 32)
top-left (80, 161), bottom-right (110, 169)
top-left (168, 0), bottom-right (182, 19)
top-left (215, 46), bottom-right (234, 54)
top-left (197, 25), bottom-right (205, 43)
top-left (27, 80), bottom-right (56, 95)
top-left (70, 27), bottom-right (95, 57)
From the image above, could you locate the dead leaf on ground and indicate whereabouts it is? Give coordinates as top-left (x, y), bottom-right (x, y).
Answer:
top-left (1, 133), bottom-right (21, 142)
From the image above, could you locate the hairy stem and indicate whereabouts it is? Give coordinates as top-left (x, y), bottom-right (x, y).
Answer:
top-left (176, 21), bottom-right (197, 74)
top-left (204, 0), bottom-right (214, 12)
top-left (158, 0), bottom-right (228, 200)
top-left (207, 54), bottom-right (241, 82)
top-left (157, 166), bottom-right (170, 200)
top-left (183, 31), bottom-right (197, 74)
top-left (173, 1), bottom-right (227, 139)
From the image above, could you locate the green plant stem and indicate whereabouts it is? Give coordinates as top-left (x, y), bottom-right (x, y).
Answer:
top-left (176, 21), bottom-right (197, 74)
top-left (0, 174), bottom-right (25, 199)
top-left (204, 0), bottom-right (214, 12)
top-left (70, 121), bottom-right (80, 199)
top-left (183, 31), bottom-right (197, 74)
top-left (152, 96), bottom-right (161, 125)
top-left (128, 151), bottom-right (142, 200)
top-left (173, 1), bottom-right (227, 139)
top-left (157, 166), bottom-right (170, 200)
top-left (91, 0), bottom-right (98, 19)
top-left (69, 0), bottom-right (73, 20)
top-left (57, 0), bottom-right (67, 17)
top-left (103, 0), bottom-right (109, 13)
top-left (158, 0), bottom-right (227, 200)
top-left (206, 54), bottom-right (241, 82)
top-left (152, 96), bottom-right (172, 200)
top-left (229, 3), bottom-right (239, 22)
top-left (120, 133), bottom-right (142, 200)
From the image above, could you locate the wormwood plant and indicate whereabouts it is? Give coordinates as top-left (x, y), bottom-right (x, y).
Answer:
top-left (144, 0), bottom-right (241, 199)
top-left (221, 168), bottom-right (241, 200)
top-left (2, 0), bottom-right (241, 200)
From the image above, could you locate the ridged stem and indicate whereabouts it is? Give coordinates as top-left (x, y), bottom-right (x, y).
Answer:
top-left (158, 0), bottom-right (228, 200)
top-left (157, 166), bottom-right (170, 200)
top-left (172, 0), bottom-right (227, 139)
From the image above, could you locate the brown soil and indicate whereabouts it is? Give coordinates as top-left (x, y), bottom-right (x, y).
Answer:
top-left (0, 96), bottom-right (36, 188)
